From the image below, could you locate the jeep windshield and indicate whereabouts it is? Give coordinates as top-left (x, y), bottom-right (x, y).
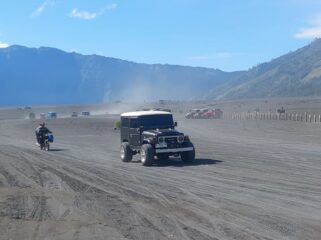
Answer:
top-left (139, 115), bottom-right (174, 129)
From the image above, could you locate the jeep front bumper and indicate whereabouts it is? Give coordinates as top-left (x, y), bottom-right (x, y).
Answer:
top-left (155, 147), bottom-right (194, 154)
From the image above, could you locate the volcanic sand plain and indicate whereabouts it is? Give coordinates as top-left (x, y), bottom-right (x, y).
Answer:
top-left (0, 99), bottom-right (321, 240)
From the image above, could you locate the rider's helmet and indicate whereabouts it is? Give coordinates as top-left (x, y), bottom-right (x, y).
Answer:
top-left (40, 122), bottom-right (45, 127)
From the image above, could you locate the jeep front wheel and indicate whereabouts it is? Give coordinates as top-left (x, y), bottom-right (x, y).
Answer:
top-left (180, 142), bottom-right (195, 163)
top-left (140, 144), bottom-right (154, 166)
top-left (121, 142), bottom-right (133, 162)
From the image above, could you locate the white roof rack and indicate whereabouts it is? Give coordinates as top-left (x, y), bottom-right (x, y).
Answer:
top-left (121, 110), bottom-right (172, 117)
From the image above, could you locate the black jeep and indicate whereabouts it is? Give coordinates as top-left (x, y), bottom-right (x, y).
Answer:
top-left (120, 110), bottom-right (195, 166)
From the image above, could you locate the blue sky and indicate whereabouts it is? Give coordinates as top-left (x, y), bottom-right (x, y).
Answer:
top-left (0, 0), bottom-right (321, 71)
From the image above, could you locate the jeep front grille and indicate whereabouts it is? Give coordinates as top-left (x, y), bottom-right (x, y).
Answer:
top-left (164, 136), bottom-right (180, 148)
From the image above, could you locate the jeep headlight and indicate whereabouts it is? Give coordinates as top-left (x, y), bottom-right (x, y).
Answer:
top-left (148, 137), bottom-right (157, 144)
top-left (158, 137), bottom-right (164, 143)
top-left (178, 135), bottom-right (184, 143)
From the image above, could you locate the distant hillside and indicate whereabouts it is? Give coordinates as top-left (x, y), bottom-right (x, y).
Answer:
top-left (0, 45), bottom-right (240, 106)
top-left (206, 39), bottom-right (321, 99)
top-left (2, 39), bottom-right (321, 106)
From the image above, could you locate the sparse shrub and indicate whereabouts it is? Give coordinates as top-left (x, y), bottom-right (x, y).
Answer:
top-left (114, 120), bottom-right (121, 130)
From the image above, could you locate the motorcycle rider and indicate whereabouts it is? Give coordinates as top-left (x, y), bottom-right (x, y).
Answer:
top-left (35, 122), bottom-right (52, 145)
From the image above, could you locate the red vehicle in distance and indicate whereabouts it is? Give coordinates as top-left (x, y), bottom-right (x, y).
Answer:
top-left (202, 109), bottom-right (223, 119)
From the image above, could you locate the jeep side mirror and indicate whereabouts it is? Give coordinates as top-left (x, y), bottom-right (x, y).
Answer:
top-left (174, 122), bottom-right (177, 127)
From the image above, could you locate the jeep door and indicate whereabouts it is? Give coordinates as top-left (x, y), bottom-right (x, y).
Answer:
top-left (120, 117), bottom-right (130, 142)
top-left (129, 117), bottom-right (141, 149)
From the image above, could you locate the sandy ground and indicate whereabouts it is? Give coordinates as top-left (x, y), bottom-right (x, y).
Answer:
top-left (0, 99), bottom-right (321, 240)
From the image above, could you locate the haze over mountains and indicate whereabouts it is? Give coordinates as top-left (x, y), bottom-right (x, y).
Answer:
top-left (1, 39), bottom-right (321, 106)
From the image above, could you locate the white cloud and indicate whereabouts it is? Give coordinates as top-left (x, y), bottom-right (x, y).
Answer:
top-left (70, 8), bottom-right (97, 20)
top-left (105, 3), bottom-right (118, 10)
top-left (295, 27), bottom-right (321, 39)
top-left (0, 41), bottom-right (9, 48)
top-left (31, 0), bottom-right (55, 18)
top-left (295, 15), bottom-right (321, 39)
top-left (69, 4), bottom-right (118, 20)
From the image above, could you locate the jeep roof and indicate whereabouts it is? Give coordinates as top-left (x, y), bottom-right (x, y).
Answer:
top-left (121, 110), bottom-right (172, 117)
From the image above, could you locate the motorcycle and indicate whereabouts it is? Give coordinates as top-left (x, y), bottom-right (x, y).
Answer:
top-left (39, 133), bottom-right (54, 151)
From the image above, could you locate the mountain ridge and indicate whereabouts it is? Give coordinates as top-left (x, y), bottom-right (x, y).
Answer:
top-left (206, 38), bottom-right (321, 99)
top-left (0, 44), bottom-right (240, 105)
top-left (1, 39), bottom-right (321, 106)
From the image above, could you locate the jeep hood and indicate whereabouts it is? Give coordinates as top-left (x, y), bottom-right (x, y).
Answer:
top-left (142, 129), bottom-right (183, 137)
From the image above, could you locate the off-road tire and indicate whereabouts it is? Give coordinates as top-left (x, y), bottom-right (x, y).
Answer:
top-left (121, 142), bottom-right (133, 162)
top-left (141, 144), bottom-right (154, 166)
top-left (180, 142), bottom-right (195, 163)
top-left (45, 142), bottom-right (50, 151)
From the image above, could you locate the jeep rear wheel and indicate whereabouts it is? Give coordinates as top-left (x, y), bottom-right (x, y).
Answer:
top-left (121, 142), bottom-right (133, 162)
top-left (180, 142), bottom-right (195, 163)
top-left (141, 144), bottom-right (154, 166)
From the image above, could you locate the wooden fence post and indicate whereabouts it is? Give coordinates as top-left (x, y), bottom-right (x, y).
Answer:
top-left (305, 112), bottom-right (307, 122)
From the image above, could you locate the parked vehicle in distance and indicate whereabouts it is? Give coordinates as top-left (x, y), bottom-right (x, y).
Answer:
top-left (71, 112), bottom-right (78, 117)
top-left (120, 110), bottom-right (195, 166)
top-left (47, 112), bottom-right (57, 119)
top-left (185, 108), bottom-right (223, 119)
top-left (81, 111), bottom-right (90, 116)
top-left (196, 108), bottom-right (209, 118)
top-left (202, 109), bottom-right (223, 119)
top-left (40, 113), bottom-right (46, 120)
top-left (185, 109), bottom-right (200, 119)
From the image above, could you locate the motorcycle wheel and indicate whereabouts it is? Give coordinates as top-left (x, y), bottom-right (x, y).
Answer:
top-left (45, 142), bottom-right (50, 151)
